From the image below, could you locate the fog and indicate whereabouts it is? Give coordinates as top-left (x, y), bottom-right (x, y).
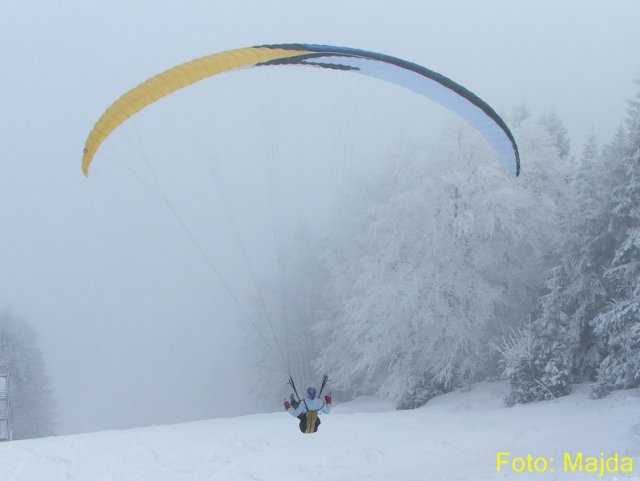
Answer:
top-left (1, 0), bottom-right (638, 434)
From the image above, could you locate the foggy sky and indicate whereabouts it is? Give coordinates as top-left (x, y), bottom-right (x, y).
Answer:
top-left (1, 0), bottom-right (639, 434)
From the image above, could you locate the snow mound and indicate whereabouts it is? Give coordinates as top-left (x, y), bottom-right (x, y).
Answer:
top-left (332, 395), bottom-right (395, 414)
top-left (420, 381), bottom-right (509, 412)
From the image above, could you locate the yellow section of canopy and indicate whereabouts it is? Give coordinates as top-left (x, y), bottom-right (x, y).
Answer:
top-left (82, 46), bottom-right (313, 176)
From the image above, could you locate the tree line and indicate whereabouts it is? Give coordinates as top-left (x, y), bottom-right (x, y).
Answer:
top-left (247, 77), bottom-right (640, 409)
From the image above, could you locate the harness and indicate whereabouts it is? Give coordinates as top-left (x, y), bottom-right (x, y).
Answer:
top-left (299, 399), bottom-right (326, 434)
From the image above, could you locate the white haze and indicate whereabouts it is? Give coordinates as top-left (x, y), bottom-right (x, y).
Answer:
top-left (0, 0), bottom-right (639, 434)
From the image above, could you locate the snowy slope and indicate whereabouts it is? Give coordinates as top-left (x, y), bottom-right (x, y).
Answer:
top-left (1, 382), bottom-right (639, 481)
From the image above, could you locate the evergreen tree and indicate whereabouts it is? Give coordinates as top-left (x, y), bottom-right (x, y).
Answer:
top-left (590, 79), bottom-right (640, 397)
top-left (511, 103), bottom-right (531, 129)
top-left (504, 77), bottom-right (640, 403)
top-left (502, 130), bottom-right (614, 404)
top-left (500, 268), bottom-right (573, 405)
top-left (540, 109), bottom-right (571, 159)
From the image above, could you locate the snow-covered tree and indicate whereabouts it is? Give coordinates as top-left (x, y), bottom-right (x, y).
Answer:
top-left (540, 109), bottom-right (571, 159)
top-left (504, 77), bottom-right (640, 403)
top-left (495, 324), bottom-right (567, 406)
top-left (0, 310), bottom-right (55, 439)
top-left (501, 133), bottom-right (614, 403)
top-left (590, 80), bottom-right (640, 397)
top-left (499, 269), bottom-right (573, 405)
top-left (316, 117), bottom-right (568, 407)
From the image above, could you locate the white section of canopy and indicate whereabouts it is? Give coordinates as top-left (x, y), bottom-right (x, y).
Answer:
top-left (293, 54), bottom-right (518, 176)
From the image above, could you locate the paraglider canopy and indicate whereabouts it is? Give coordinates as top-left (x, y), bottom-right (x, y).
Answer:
top-left (82, 43), bottom-right (519, 177)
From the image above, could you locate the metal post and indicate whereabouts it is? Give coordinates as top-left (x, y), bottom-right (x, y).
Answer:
top-left (0, 367), bottom-right (9, 441)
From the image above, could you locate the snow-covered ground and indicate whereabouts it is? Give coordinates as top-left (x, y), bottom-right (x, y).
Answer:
top-left (1, 382), bottom-right (639, 480)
